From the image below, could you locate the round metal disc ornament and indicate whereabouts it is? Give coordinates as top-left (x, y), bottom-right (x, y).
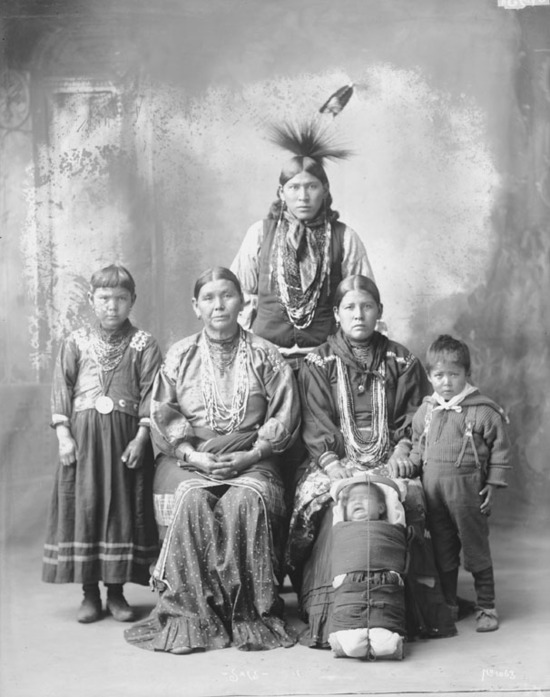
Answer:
top-left (95, 395), bottom-right (115, 414)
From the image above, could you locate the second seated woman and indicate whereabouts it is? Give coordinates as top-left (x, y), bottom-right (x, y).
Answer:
top-left (286, 275), bottom-right (457, 649)
top-left (124, 267), bottom-right (300, 654)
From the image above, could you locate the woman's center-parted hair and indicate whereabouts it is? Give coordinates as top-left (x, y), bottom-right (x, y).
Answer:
top-left (425, 334), bottom-right (471, 375)
top-left (193, 267), bottom-right (244, 301)
top-left (333, 274), bottom-right (382, 310)
top-left (90, 264), bottom-right (136, 296)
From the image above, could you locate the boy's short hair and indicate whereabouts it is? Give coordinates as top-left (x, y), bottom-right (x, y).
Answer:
top-left (426, 334), bottom-right (471, 374)
top-left (90, 264), bottom-right (136, 296)
top-left (341, 481), bottom-right (387, 516)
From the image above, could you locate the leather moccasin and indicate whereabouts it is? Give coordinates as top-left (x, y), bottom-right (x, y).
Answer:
top-left (77, 595), bottom-right (102, 624)
top-left (106, 594), bottom-right (136, 622)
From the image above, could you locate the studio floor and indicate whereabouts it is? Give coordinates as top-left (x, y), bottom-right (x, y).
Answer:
top-left (1, 518), bottom-right (549, 697)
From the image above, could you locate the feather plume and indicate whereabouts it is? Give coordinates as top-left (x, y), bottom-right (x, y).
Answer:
top-left (267, 120), bottom-right (352, 163)
top-left (319, 83), bottom-right (354, 117)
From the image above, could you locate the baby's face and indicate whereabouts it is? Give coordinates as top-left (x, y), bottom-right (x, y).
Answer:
top-left (345, 484), bottom-right (383, 522)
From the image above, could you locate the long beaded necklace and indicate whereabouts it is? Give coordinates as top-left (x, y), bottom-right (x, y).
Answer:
top-left (336, 356), bottom-right (390, 466)
top-left (273, 216), bottom-right (332, 329)
top-left (200, 328), bottom-right (249, 434)
top-left (90, 323), bottom-right (133, 414)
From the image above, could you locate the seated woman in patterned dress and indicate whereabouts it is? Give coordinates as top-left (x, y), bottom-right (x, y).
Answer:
top-left (124, 267), bottom-right (300, 654)
top-left (286, 275), bottom-right (457, 651)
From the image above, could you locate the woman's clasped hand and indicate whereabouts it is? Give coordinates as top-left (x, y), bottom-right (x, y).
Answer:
top-left (177, 448), bottom-right (263, 479)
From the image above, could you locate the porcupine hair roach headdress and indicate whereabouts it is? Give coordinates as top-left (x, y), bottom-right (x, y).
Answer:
top-left (266, 120), bottom-right (351, 219)
top-left (268, 120), bottom-right (352, 186)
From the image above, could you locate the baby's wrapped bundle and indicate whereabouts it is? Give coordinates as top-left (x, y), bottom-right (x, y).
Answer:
top-left (328, 475), bottom-right (407, 660)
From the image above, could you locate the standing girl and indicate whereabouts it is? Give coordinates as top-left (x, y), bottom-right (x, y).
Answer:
top-left (43, 264), bottom-right (162, 624)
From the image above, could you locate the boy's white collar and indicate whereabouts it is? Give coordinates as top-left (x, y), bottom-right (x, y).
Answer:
top-left (432, 383), bottom-right (478, 412)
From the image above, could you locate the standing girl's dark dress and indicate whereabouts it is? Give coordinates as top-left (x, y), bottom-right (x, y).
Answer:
top-left (43, 322), bottom-right (162, 585)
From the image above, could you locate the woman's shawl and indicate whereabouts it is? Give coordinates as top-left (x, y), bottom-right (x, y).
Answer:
top-left (327, 328), bottom-right (389, 374)
top-left (195, 428), bottom-right (257, 454)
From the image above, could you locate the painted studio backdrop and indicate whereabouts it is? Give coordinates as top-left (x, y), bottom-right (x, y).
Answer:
top-left (1, 0), bottom-right (549, 545)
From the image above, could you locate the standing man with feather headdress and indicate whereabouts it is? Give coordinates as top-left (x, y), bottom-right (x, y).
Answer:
top-left (231, 121), bottom-right (374, 365)
top-left (231, 121), bottom-right (375, 503)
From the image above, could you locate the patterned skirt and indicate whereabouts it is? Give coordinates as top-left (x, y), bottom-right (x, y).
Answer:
top-left (124, 456), bottom-right (295, 653)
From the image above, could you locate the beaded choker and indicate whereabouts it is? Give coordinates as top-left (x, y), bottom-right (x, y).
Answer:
top-left (203, 331), bottom-right (240, 377)
top-left (351, 343), bottom-right (372, 367)
top-left (90, 322), bottom-right (133, 372)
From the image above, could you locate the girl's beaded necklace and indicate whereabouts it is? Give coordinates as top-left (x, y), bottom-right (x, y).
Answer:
top-left (200, 327), bottom-right (249, 434)
top-left (90, 322), bottom-right (133, 414)
top-left (91, 323), bottom-right (133, 371)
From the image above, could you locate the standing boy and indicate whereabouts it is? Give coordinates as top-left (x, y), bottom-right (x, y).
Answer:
top-left (409, 335), bottom-right (510, 632)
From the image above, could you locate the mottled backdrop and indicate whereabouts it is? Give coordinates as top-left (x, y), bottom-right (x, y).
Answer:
top-left (1, 0), bottom-right (549, 543)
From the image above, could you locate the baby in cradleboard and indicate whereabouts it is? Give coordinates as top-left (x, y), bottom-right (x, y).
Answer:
top-left (327, 475), bottom-right (408, 660)
top-left (408, 334), bottom-right (511, 633)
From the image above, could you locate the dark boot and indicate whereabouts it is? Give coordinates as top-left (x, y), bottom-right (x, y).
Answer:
top-left (439, 568), bottom-right (459, 619)
top-left (473, 566), bottom-right (495, 609)
top-left (77, 583), bottom-right (102, 624)
top-left (456, 595), bottom-right (476, 620)
top-left (105, 583), bottom-right (136, 622)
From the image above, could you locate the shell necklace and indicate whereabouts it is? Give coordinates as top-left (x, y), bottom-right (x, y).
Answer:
top-left (336, 356), bottom-right (390, 466)
top-left (200, 328), bottom-right (249, 434)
